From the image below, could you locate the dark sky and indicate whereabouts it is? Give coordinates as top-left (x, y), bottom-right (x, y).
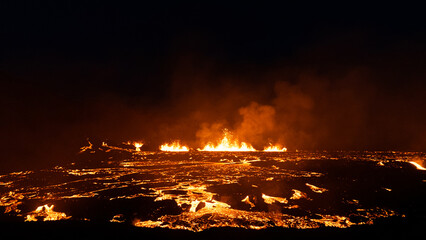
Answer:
top-left (2, 2), bottom-right (426, 171)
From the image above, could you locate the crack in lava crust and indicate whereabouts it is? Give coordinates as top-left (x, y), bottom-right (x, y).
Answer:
top-left (1, 142), bottom-right (425, 231)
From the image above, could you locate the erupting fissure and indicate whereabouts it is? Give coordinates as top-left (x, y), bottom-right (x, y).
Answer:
top-left (263, 144), bottom-right (287, 152)
top-left (124, 129), bottom-right (287, 152)
top-left (160, 141), bottom-right (189, 152)
top-left (198, 129), bottom-right (256, 152)
top-left (134, 142), bottom-right (143, 152)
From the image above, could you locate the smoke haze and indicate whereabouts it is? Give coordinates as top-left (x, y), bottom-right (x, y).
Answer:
top-left (2, 2), bottom-right (426, 171)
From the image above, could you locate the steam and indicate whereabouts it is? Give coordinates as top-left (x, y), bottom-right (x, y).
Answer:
top-left (236, 102), bottom-right (276, 148)
top-left (191, 66), bottom-right (425, 151)
top-left (196, 123), bottom-right (226, 146)
top-left (194, 102), bottom-right (278, 149)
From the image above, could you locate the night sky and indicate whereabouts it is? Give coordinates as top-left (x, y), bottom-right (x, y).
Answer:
top-left (2, 2), bottom-right (426, 171)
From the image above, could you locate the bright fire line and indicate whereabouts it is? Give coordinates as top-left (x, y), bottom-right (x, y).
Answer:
top-left (198, 130), bottom-right (256, 152)
top-left (263, 144), bottom-right (287, 152)
top-left (160, 141), bottom-right (189, 152)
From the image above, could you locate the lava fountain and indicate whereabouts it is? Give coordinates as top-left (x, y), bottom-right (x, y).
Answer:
top-left (263, 143), bottom-right (287, 152)
top-left (160, 141), bottom-right (189, 152)
top-left (198, 129), bottom-right (256, 152)
top-left (134, 142), bottom-right (143, 152)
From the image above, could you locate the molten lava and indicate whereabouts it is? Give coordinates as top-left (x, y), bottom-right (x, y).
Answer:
top-left (199, 130), bottom-right (256, 152)
top-left (25, 204), bottom-right (70, 222)
top-left (134, 142), bottom-right (143, 152)
top-left (1, 144), bottom-right (416, 232)
top-left (160, 141), bottom-right (189, 152)
top-left (263, 144), bottom-right (287, 152)
top-left (409, 161), bottom-right (426, 170)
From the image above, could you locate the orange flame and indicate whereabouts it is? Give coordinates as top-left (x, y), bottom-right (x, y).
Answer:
top-left (263, 144), bottom-right (287, 152)
top-left (25, 204), bottom-right (70, 222)
top-left (198, 130), bottom-right (256, 152)
top-left (160, 141), bottom-right (189, 152)
top-left (134, 142), bottom-right (143, 152)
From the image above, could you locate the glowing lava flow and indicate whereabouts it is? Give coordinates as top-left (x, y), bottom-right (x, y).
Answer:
top-left (263, 144), bottom-right (287, 152)
top-left (199, 130), bottom-right (256, 152)
top-left (409, 161), bottom-right (426, 170)
top-left (160, 141), bottom-right (189, 152)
